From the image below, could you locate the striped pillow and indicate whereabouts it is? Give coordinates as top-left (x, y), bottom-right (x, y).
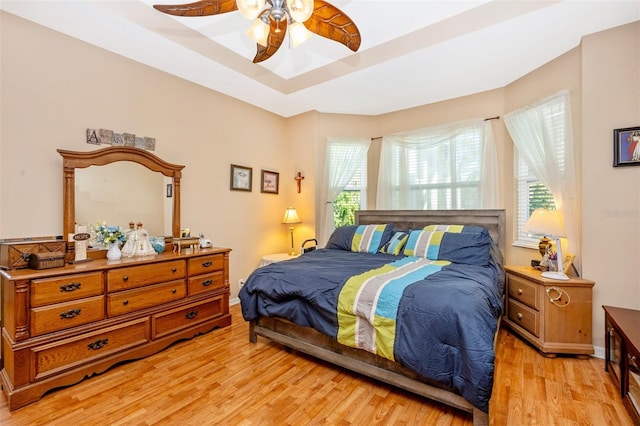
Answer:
top-left (403, 230), bottom-right (446, 259)
top-left (380, 231), bottom-right (409, 255)
top-left (351, 224), bottom-right (390, 254)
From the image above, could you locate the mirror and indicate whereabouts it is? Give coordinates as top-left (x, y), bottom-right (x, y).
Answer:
top-left (75, 162), bottom-right (169, 237)
top-left (59, 147), bottom-right (184, 251)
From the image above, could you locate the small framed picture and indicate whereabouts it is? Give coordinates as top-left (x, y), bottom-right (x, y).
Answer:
top-left (166, 183), bottom-right (173, 198)
top-left (230, 164), bottom-right (252, 191)
top-left (613, 126), bottom-right (640, 167)
top-left (261, 170), bottom-right (279, 194)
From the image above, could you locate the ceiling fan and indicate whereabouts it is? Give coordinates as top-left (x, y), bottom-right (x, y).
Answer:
top-left (153, 0), bottom-right (361, 63)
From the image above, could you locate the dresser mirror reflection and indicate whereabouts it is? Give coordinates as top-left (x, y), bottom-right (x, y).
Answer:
top-left (58, 147), bottom-right (184, 253)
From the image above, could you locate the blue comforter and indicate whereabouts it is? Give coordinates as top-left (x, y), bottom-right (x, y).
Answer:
top-left (239, 248), bottom-right (504, 412)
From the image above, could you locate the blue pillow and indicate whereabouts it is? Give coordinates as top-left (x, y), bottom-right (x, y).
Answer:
top-left (380, 231), bottom-right (408, 255)
top-left (325, 224), bottom-right (393, 253)
top-left (325, 225), bottom-right (357, 251)
top-left (351, 224), bottom-right (393, 253)
top-left (403, 227), bottom-right (492, 265)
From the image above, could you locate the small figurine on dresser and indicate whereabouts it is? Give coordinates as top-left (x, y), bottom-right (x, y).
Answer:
top-left (121, 222), bottom-right (156, 257)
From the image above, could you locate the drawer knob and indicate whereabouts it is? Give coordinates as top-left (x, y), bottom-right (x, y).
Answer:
top-left (517, 288), bottom-right (523, 295)
top-left (202, 261), bottom-right (213, 268)
top-left (123, 300), bottom-right (129, 305)
top-left (87, 338), bottom-right (109, 350)
top-left (123, 276), bottom-right (129, 281)
top-left (185, 310), bottom-right (199, 320)
top-left (60, 282), bottom-right (82, 292)
top-left (60, 308), bottom-right (81, 319)
top-left (202, 279), bottom-right (213, 287)
top-left (172, 288), bottom-right (177, 294)
top-left (517, 312), bottom-right (523, 320)
top-left (172, 267), bottom-right (177, 273)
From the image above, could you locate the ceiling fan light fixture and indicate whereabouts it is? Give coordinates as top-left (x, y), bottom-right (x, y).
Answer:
top-left (236, 0), bottom-right (266, 20)
top-left (286, 0), bottom-right (314, 23)
top-left (246, 18), bottom-right (270, 46)
top-left (289, 21), bottom-right (312, 47)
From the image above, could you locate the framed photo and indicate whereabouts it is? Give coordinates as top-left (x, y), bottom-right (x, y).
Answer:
top-left (613, 126), bottom-right (640, 167)
top-left (261, 170), bottom-right (279, 194)
top-left (166, 183), bottom-right (173, 198)
top-left (230, 164), bottom-right (252, 191)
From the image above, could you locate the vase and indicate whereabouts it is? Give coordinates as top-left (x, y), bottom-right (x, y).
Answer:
top-left (106, 243), bottom-right (122, 260)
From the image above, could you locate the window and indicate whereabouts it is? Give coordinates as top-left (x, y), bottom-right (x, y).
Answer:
top-left (510, 93), bottom-right (568, 247)
top-left (333, 156), bottom-right (367, 227)
top-left (377, 120), bottom-right (496, 210)
top-left (515, 155), bottom-right (556, 246)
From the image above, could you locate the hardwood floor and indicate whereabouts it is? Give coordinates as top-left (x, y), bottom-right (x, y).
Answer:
top-left (0, 303), bottom-right (633, 425)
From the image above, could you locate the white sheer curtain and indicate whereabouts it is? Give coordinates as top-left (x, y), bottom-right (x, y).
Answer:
top-left (377, 119), bottom-right (499, 209)
top-left (504, 90), bottom-right (580, 271)
top-left (318, 137), bottom-right (371, 246)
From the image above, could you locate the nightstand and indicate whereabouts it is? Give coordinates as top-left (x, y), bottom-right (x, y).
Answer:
top-left (504, 266), bottom-right (595, 357)
top-left (258, 252), bottom-right (300, 267)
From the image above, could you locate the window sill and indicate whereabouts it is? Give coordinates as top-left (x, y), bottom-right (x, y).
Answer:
top-left (512, 239), bottom-right (539, 250)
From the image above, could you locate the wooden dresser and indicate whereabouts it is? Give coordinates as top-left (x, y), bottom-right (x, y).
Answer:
top-left (0, 247), bottom-right (231, 410)
top-left (504, 265), bottom-right (594, 357)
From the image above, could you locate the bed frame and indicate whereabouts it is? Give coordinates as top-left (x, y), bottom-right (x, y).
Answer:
top-left (249, 209), bottom-right (506, 426)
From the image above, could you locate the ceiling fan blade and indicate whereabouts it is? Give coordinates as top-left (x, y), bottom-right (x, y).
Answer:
top-left (153, 0), bottom-right (237, 17)
top-left (253, 18), bottom-right (287, 63)
top-left (304, 0), bottom-right (361, 52)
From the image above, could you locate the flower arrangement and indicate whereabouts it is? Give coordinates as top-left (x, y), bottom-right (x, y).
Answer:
top-left (91, 222), bottom-right (127, 247)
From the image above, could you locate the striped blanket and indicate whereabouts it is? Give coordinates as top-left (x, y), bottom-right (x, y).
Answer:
top-left (337, 256), bottom-right (450, 361)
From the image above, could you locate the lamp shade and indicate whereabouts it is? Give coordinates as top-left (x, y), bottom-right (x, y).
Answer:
top-left (523, 209), bottom-right (565, 237)
top-left (286, 0), bottom-right (314, 23)
top-left (236, 0), bottom-right (266, 20)
top-left (246, 18), bottom-right (270, 47)
top-left (282, 207), bottom-right (301, 224)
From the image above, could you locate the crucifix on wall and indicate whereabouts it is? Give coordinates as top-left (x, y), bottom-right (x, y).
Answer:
top-left (294, 172), bottom-right (305, 193)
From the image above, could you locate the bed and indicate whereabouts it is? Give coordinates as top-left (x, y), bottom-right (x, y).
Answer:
top-left (239, 209), bottom-right (506, 426)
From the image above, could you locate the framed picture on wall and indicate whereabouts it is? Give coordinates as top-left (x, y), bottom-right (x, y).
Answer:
top-left (261, 170), bottom-right (279, 194)
top-left (613, 126), bottom-right (640, 167)
top-left (230, 164), bottom-right (252, 191)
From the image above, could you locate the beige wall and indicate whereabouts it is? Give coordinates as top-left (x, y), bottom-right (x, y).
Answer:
top-left (2, 12), bottom-right (638, 351)
top-left (581, 22), bottom-right (640, 347)
top-left (0, 12), bottom-right (295, 297)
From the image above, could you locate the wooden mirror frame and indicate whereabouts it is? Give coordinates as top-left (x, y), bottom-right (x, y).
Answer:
top-left (58, 147), bottom-right (184, 250)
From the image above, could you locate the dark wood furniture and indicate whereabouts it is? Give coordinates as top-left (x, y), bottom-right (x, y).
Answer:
top-left (1, 247), bottom-right (231, 411)
top-left (603, 305), bottom-right (640, 424)
top-left (503, 266), bottom-right (594, 357)
top-left (249, 209), bottom-right (506, 426)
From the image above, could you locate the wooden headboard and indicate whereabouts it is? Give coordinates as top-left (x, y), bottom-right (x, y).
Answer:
top-left (356, 209), bottom-right (506, 255)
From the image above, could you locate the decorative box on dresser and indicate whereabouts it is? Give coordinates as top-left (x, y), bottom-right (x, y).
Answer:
top-left (0, 247), bottom-right (231, 411)
top-left (503, 265), bottom-right (595, 357)
top-left (603, 305), bottom-right (640, 424)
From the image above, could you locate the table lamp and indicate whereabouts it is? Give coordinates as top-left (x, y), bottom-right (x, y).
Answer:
top-left (282, 207), bottom-right (301, 256)
top-left (523, 208), bottom-right (569, 280)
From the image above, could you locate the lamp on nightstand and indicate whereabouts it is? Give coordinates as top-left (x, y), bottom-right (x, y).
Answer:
top-left (523, 208), bottom-right (569, 280)
top-left (282, 207), bottom-right (301, 256)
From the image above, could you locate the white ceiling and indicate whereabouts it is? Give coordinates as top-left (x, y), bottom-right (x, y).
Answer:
top-left (2, 1), bottom-right (639, 117)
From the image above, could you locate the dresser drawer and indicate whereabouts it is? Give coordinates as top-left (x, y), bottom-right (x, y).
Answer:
top-left (152, 295), bottom-right (226, 339)
top-left (507, 298), bottom-right (539, 337)
top-left (507, 274), bottom-right (539, 309)
top-left (31, 272), bottom-right (103, 307)
top-left (31, 317), bottom-right (150, 381)
top-left (107, 260), bottom-right (186, 292)
top-left (188, 271), bottom-right (224, 296)
top-left (108, 280), bottom-right (186, 317)
top-left (30, 296), bottom-right (105, 336)
top-left (188, 254), bottom-right (224, 276)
